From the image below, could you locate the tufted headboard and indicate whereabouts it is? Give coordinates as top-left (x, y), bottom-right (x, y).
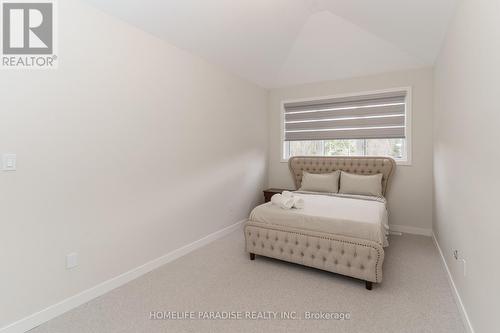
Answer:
top-left (288, 156), bottom-right (396, 196)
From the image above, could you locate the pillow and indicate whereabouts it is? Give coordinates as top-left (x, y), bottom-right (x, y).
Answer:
top-left (299, 171), bottom-right (340, 193)
top-left (339, 171), bottom-right (383, 196)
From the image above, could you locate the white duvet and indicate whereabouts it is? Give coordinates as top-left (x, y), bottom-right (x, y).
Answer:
top-left (249, 192), bottom-right (389, 246)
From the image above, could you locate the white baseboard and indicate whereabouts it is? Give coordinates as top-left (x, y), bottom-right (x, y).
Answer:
top-left (0, 219), bottom-right (246, 333)
top-left (432, 233), bottom-right (475, 333)
top-left (389, 224), bottom-right (433, 236)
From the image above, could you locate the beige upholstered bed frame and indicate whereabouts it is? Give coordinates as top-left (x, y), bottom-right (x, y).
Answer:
top-left (244, 156), bottom-right (396, 290)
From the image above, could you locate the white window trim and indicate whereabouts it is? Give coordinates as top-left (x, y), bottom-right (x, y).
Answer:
top-left (280, 87), bottom-right (413, 166)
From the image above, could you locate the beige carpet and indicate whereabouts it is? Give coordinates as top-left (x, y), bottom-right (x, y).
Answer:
top-left (30, 229), bottom-right (465, 333)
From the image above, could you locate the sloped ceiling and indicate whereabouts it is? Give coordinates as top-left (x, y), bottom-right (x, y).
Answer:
top-left (84, 0), bottom-right (458, 88)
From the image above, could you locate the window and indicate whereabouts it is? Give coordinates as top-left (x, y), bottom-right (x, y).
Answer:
top-left (282, 89), bottom-right (411, 164)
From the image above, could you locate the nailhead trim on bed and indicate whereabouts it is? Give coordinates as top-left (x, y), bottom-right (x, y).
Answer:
top-left (244, 156), bottom-right (394, 285)
top-left (245, 223), bottom-right (384, 283)
top-left (288, 156), bottom-right (395, 195)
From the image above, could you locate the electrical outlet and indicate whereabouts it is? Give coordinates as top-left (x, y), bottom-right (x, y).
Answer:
top-left (452, 249), bottom-right (466, 276)
top-left (2, 154), bottom-right (16, 171)
top-left (66, 253), bottom-right (78, 269)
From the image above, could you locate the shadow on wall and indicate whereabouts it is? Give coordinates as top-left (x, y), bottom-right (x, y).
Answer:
top-left (133, 148), bottom-right (267, 250)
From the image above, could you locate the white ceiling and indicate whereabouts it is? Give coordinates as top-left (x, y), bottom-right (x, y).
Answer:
top-left (85, 0), bottom-right (458, 88)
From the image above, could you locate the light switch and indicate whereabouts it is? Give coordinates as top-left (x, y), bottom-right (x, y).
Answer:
top-left (2, 154), bottom-right (16, 171)
top-left (66, 253), bottom-right (78, 269)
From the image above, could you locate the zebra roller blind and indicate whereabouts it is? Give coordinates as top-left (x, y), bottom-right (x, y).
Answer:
top-left (284, 91), bottom-right (407, 141)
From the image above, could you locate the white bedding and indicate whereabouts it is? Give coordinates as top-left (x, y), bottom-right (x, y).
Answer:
top-left (249, 192), bottom-right (389, 246)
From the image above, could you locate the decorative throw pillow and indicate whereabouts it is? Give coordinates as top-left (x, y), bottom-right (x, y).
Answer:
top-left (339, 171), bottom-right (383, 196)
top-left (299, 170), bottom-right (340, 193)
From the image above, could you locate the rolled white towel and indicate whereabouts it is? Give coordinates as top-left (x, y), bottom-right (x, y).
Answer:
top-left (282, 191), bottom-right (304, 209)
top-left (292, 197), bottom-right (304, 209)
top-left (270, 194), bottom-right (294, 209)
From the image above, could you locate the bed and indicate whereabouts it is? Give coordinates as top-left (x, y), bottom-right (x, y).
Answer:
top-left (244, 156), bottom-right (396, 290)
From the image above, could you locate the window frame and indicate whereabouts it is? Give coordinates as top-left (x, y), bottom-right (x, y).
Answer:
top-left (280, 87), bottom-right (412, 166)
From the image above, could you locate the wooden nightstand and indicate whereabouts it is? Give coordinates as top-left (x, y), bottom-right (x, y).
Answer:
top-left (263, 188), bottom-right (294, 203)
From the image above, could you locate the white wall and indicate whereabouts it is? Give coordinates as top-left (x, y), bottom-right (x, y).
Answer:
top-left (433, 1), bottom-right (500, 332)
top-left (268, 68), bottom-right (434, 232)
top-left (0, 0), bottom-right (267, 328)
